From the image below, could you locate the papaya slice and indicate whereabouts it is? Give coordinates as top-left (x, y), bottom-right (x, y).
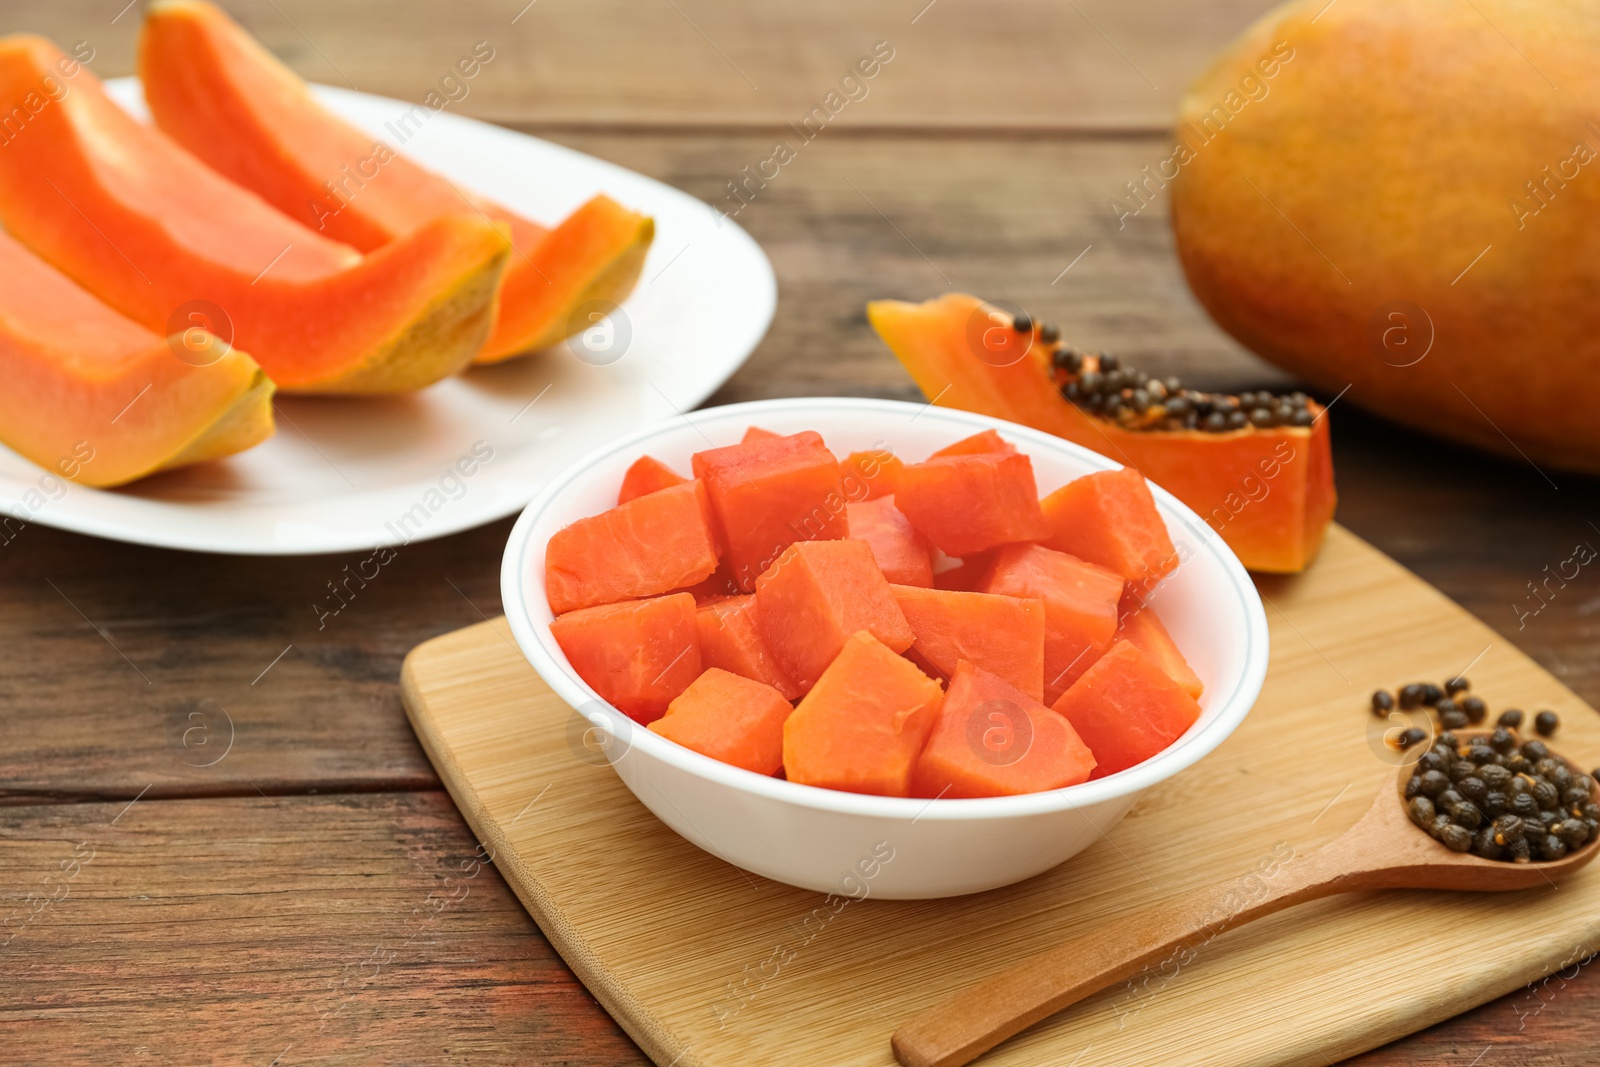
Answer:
top-left (549, 593), bottom-right (701, 724)
top-left (890, 584), bottom-right (1046, 701)
top-left (741, 426), bottom-right (781, 443)
top-left (980, 543), bottom-right (1124, 703)
top-left (544, 481), bottom-right (720, 614)
top-left (751, 539), bottom-right (914, 694)
top-left (138, 0), bottom-right (654, 363)
top-left (0, 229), bottom-right (273, 487)
top-left (0, 35), bottom-right (509, 395)
top-left (782, 630), bottom-right (944, 797)
top-left (649, 668), bottom-right (793, 776)
top-left (617, 455), bottom-right (688, 504)
top-left (1115, 604), bottom-right (1204, 701)
top-left (1051, 640), bottom-right (1202, 779)
top-left (867, 293), bottom-right (1337, 573)
top-left (929, 429), bottom-right (1014, 459)
top-left (692, 431), bottom-right (848, 592)
top-left (912, 661), bottom-right (1096, 799)
top-left (893, 450), bottom-right (1049, 557)
top-left (847, 496), bottom-right (934, 588)
top-left (842, 448), bottom-right (903, 500)
top-left (1040, 467), bottom-right (1178, 588)
top-left (695, 595), bottom-right (800, 700)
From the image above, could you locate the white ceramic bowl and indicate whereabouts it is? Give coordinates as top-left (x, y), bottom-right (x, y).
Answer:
top-left (501, 398), bottom-right (1269, 898)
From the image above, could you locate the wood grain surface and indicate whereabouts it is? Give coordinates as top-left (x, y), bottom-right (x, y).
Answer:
top-left (2, 1), bottom-right (1598, 1063)
top-left (397, 527), bottom-right (1600, 1067)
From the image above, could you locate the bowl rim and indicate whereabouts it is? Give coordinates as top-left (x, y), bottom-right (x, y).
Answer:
top-left (501, 396), bottom-right (1270, 823)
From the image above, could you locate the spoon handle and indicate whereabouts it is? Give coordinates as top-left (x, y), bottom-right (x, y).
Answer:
top-left (891, 844), bottom-right (1363, 1067)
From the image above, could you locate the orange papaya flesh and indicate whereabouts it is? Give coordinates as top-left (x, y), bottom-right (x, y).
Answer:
top-left (893, 451), bottom-right (1049, 557)
top-left (741, 426), bottom-right (781, 443)
top-left (137, 0), bottom-right (653, 363)
top-left (545, 481), bottom-right (719, 614)
top-left (891, 584), bottom-right (1047, 702)
top-left (842, 448), bottom-right (903, 500)
top-left (847, 496), bottom-right (934, 588)
top-left (1040, 466), bottom-right (1178, 587)
top-left (695, 595), bottom-right (801, 700)
top-left (0, 229), bottom-right (274, 487)
top-left (867, 293), bottom-right (1337, 573)
top-left (549, 593), bottom-right (701, 724)
top-left (781, 630), bottom-right (944, 797)
top-left (929, 429), bottom-right (1015, 459)
top-left (649, 668), bottom-right (792, 776)
top-left (932, 549), bottom-right (998, 592)
top-left (1116, 603), bottom-right (1204, 701)
top-left (0, 36), bottom-right (509, 394)
top-left (752, 539), bottom-right (914, 694)
top-left (617, 454), bottom-right (688, 504)
top-left (981, 543), bottom-right (1124, 704)
top-left (1051, 640), bottom-right (1202, 779)
top-left (692, 431), bottom-right (848, 592)
top-left (912, 661), bottom-right (1095, 799)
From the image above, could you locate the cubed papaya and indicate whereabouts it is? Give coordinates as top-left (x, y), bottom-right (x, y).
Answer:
top-left (545, 481), bottom-right (720, 614)
top-left (782, 631), bottom-right (944, 797)
top-left (912, 661), bottom-right (1096, 798)
top-left (649, 668), bottom-right (793, 775)
top-left (981, 543), bottom-right (1125, 703)
top-left (890, 585), bottom-right (1046, 701)
top-left (1051, 640), bottom-right (1202, 778)
top-left (893, 451), bottom-right (1048, 556)
top-left (847, 495), bottom-right (934, 588)
top-left (932, 549), bottom-right (997, 592)
top-left (1116, 604), bottom-right (1204, 700)
top-left (549, 593), bottom-right (702, 724)
top-left (695, 595), bottom-right (801, 700)
top-left (618, 454), bottom-right (688, 504)
top-left (929, 429), bottom-right (1015, 459)
top-left (1040, 467), bottom-right (1177, 586)
top-left (842, 447), bottom-right (904, 500)
top-left (741, 426), bottom-right (781, 443)
top-left (752, 539), bottom-right (914, 693)
top-left (692, 431), bottom-right (847, 591)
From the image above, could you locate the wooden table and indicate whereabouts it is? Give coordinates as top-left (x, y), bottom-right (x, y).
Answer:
top-left (3, 2), bottom-right (1597, 1062)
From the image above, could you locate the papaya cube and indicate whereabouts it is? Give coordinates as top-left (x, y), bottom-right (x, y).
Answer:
top-left (981, 543), bottom-right (1125, 703)
top-left (545, 481), bottom-right (720, 614)
top-left (913, 661), bottom-right (1095, 798)
top-left (549, 593), bottom-right (701, 724)
top-left (932, 549), bottom-right (997, 592)
top-left (617, 454), bottom-right (688, 504)
top-left (741, 426), bottom-right (781, 443)
top-left (891, 584), bottom-right (1046, 701)
top-left (649, 668), bottom-right (793, 775)
top-left (692, 431), bottom-right (848, 591)
top-left (842, 448), bottom-right (904, 500)
top-left (753, 539), bottom-right (914, 693)
top-left (847, 495), bottom-right (934, 588)
top-left (782, 631), bottom-right (944, 796)
top-left (929, 429), bottom-right (1015, 459)
top-left (1116, 604), bottom-right (1204, 700)
top-left (1040, 467), bottom-right (1177, 586)
top-left (695, 595), bottom-right (801, 700)
top-left (1051, 640), bottom-right (1202, 778)
top-left (893, 451), bottom-right (1048, 556)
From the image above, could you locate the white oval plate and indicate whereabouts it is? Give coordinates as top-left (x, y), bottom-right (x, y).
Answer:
top-left (0, 79), bottom-right (774, 555)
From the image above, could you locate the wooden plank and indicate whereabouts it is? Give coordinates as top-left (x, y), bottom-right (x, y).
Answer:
top-left (0, 790), bottom-right (648, 1065)
top-left (17, 0), bottom-right (1280, 131)
top-left (4, 131), bottom-right (1597, 802)
top-left (399, 527), bottom-right (1600, 1067)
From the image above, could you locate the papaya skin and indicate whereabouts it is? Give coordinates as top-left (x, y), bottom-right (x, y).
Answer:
top-left (1170, 0), bottom-right (1600, 473)
top-left (0, 35), bottom-right (509, 395)
top-left (868, 294), bottom-right (1336, 574)
top-left (138, 0), bottom-right (654, 363)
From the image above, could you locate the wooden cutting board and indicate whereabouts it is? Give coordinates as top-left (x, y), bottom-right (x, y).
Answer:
top-left (400, 525), bottom-right (1600, 1067)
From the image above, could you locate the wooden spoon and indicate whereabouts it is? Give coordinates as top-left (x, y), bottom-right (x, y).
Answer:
top-left (892, 752), bottom-right (1599, 1067)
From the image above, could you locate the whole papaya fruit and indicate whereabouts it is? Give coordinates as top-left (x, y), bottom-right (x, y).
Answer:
top-left (1170, 0), bottom-right (1600, 473)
